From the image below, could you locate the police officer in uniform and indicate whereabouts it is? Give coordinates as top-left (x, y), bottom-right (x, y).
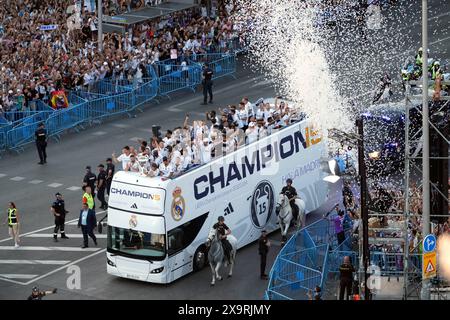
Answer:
top-left (339, 256), bottom-right (355, 300)
top-left (83, 166), bottom-right (97, 202)
top-left (35, 122), bottom-right (47, 165)
top-left (201, 63), bottom-right (214, 105)
top-left (281, 178), bottom-right (299, 220)
top-left (258, 230), bottom-right (270, 280)
top-left (51, 193), bottom-right (69, 242)
top-left (96, 164), bottom-right (108, 210)
top-left (212, 216), bottom-right (232, 263)
top-left (105, 158), bottom-right (115, 196)
top-left (27, 287), bottom-right (57, 300)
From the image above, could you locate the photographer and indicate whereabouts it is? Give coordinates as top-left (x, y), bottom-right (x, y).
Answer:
top-left (27, 287), bottom-right (57, 300)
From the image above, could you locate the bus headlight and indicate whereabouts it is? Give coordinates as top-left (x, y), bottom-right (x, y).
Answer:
top-left (107, 258), bottom-right (116, 267)
top-left (150, 266), bottom-right (164, 274)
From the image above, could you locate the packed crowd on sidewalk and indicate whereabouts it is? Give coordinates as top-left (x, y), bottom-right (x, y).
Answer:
top-left (0, 0), bottom-right (242, 114)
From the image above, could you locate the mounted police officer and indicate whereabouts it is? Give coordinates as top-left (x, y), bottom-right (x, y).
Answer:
top-left (281, 178), bottom-right (299, 220)
top-left (51, 192), bottom-right (69, 242)
top-left (212, 216), bottom-right (232, 263)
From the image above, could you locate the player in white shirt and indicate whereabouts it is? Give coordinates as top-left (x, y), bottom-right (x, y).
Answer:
top-left (246, 122), bottom-right (259, 144)
top-left (199, 138), bottom-right (213, 164)
top-left (146, 163), bottom-right (160, 178)
top-left (125, 154), bottom-right (141, 172)
top-left (159, 157), bottom-right (174, 178)
top-left (112, 147), bottom-right (132, 170)
top-left (237, 103), bottom-right (248, 129)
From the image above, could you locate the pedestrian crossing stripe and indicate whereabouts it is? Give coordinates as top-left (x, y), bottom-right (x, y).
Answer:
top-left (426, 260), bottom-right (435, 273)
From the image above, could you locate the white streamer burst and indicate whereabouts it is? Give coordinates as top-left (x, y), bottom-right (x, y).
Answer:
top-left (234, 0), bottom-right (415, 136)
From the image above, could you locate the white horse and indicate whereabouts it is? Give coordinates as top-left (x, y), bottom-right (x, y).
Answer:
top-left (276, 193), bottom-right (306, 243)
top-left (206, 228), bottom-right (237, 286)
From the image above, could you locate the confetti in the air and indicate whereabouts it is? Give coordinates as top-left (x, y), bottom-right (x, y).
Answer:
top-left (234, 0), bottom-right (417, 135)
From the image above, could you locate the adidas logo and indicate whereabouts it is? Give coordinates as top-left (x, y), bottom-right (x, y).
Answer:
top-left (131, 203), bottom-right (138, 209)
top-left (224, 202), bottom-right (234, 216)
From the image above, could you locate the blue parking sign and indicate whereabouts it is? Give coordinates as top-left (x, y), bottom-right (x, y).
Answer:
top-left (423, 234), bottom-right (436, 253)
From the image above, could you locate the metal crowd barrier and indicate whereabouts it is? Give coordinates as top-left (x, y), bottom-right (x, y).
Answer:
top-left (188, 53), bottom-right (237, 80)
top-left (266, 213), bottom-right (358, 300)
top-left (0, 131), bottom-right (5, 151)
top-left (266, 219), bottom-right (332, 300)
top-left (158, 65), bottom-right (201, 97)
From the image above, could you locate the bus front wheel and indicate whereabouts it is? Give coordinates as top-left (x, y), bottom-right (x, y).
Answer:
top-left (193, 246), bottom-right (207, 271)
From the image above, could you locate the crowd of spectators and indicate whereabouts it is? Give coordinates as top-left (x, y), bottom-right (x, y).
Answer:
top-left (111, 97), bottom-right (303, 178)
top-left (0, 0), bottom-right (241, 115)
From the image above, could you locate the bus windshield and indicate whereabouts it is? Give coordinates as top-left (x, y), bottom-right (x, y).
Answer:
top-left (107, 226), bottom-right (166, 260)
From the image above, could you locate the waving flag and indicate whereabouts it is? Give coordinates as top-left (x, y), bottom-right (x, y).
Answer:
top-left (50, 90), bottom-right (69, 109)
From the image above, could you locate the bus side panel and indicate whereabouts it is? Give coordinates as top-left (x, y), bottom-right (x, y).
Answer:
top-left (164, 121), bottom-right (329, 282)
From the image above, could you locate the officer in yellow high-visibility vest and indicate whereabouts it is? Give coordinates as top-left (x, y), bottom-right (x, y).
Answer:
top-left (82, 186), bottom-right (95, 211)
top-left (4, 202), bottom-right (20, 248)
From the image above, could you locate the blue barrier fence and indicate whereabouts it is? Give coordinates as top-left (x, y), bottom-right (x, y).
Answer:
top-left (188, 53), bottom-right (237, 80)
top-left (266, 215), bottom-right (356, 300)
top-left (266, 213), bottom-right (424, 300)
top-left (0, 53), bottom-right (237, 151)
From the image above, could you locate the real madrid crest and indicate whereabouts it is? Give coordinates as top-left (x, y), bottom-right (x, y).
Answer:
top-left (171, 187), bottom-right (185, 221)
top-left (129, 214), bottom-right (138, 228)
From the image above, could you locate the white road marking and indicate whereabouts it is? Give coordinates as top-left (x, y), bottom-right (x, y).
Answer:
top-left (0, 249), bottom-right (107, 286)
top-left (25, 234), bottom-right (107, 239)
top-left (92, 131), bottom-right (107, 136)
top-left (0, 174), bottom-right (7, 178)
top-left (0, 260), bottom-right (70, 265)
top-left (0, 246), bottom-right (100, 252)
top-left (0, 210), bottom-right (106, 243)
top-left (250, 79), bottom-right (273, 88)
top-left (129, 137), bottom-right (144, 142)
top-left (29, 180), bottom-right (44, 184)
top-left (10, 176), bottom-right (25, 181)
top-left (138, 129), bottom-right (154, 133)
top-left (112, 123), bottom-right (129, 128)
top-left (0, 274), bottom-right (38, 279)
top-left (47, 183), bottom-right (63, 188)
top-left (66, 186), bottom-right (81, 191)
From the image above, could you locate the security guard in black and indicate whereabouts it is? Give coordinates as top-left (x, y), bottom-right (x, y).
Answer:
top-left (339, 258), bottom-right (355, 300)
top-left (258, 230), bottom-right (270, 279)
top-left (97, 164), bottom-right (108, 210)
top-left (51, 193), bottom-right (69, 241)
top-left (202, 64), bottom-right (213, 104)
top-left (105, 158), bottom-right (115, 196)
top-left (83, 166), bottom-right (97, 194)
top-left (35, 122), bottom-right (47, 164)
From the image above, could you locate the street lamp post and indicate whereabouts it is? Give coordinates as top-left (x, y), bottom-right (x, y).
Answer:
top-left (421, 0), bottom-right (431, 300)
top-left (98, 0), bottom-right (103, 52)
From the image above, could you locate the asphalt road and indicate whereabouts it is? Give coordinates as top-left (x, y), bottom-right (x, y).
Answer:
top-left (0, 0), bottom-right (449, 300)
